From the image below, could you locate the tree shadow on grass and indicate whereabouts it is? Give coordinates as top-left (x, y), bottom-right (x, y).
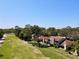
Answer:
top-left (0, 54), bottom-right (3, 58)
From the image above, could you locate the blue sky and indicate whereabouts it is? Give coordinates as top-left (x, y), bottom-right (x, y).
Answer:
top-left (0, 0), bottom-right (79, 28)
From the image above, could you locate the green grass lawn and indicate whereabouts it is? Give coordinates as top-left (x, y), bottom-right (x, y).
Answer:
top-left (28, 40), bottom-right (79, 59)
top-left (0, 34), bottom-right (47, 59)
top-left (29, 41), bottom-right (63, 59)
top-left (39, 46), bottom-right (79, 59)
top-left (39, 48), bottom-right (63, 59)
top-left (0, 34), bottom-right (78, 59)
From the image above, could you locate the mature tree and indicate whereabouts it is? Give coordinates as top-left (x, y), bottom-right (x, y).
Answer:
top-left (15, 26), bottom-right (22, 37)
top-left (71, 40), bottom-right (79, 52)
top-left (31, 25), bottom-right (41, 36)
top-left (25, 24), bottom-right (32, 29)
top-left (47, 27), bottom-right (58, 36)
top-left (66, 26), bottom-right (72, 29)
top-left (19, 28), bottom-right (32, 41)
top-left (0, 29), bottom-right (4, 38)
top-left (41, 29), bottom-right (48, 36)
top-left (59, 26), bottom-right (72, 37)
top-left (3, 28), bottom-right (15, 34)
top-left (70, 31), bottom-right (79, 41)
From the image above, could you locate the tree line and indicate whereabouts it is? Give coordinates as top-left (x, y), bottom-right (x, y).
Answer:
top-left (0, 24), bottom-right (79, 41)
top-left (0, 24), bottom-right (79, 54)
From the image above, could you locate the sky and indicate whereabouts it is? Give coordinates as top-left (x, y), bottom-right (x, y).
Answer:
top-left (0, 0), bottom-right (79, 28)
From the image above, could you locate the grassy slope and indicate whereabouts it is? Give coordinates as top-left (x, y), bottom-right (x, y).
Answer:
top-left (28, 41), bottom-right (67, 59)
top-left (0, 34), bottom-right (78, 59)
top-left (39, 48), bottom-right (63, 59)
top-left (39, 47), bottom-right (79, 59)
top-left (0, 34), bottom-right (47, 59)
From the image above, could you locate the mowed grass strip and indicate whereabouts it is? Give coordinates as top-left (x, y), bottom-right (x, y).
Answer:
top-left (0, 34), bottom-right (47, 59)
top-left (39, 47), bottom-right (79, 59)
top-left (39, 48), bottom-right (64, 59)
